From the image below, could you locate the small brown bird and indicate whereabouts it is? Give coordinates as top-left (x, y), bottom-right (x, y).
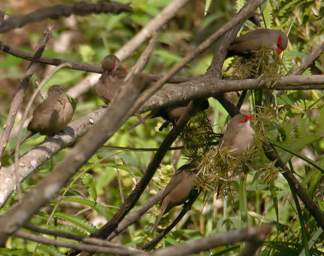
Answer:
top-left (95, 54), bottom-right (127, 104)
top-left (151, 99), bottom-right (209, 130)
top-left (27, 85), bottom-right (76, 136)
top-left (228, 29), bottom-right (288, 57)
top-left (221, 113), bottom-right (255, 155)
top-left (153, 163), bottom-right (197, 232)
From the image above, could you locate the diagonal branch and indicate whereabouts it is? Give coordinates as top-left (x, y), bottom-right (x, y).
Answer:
top-left (291, 42), bottom-right (324, 75)
top-left (142, 190), bottom-right (200, 250)
top-left (0, 2), bottom-right (131, 33)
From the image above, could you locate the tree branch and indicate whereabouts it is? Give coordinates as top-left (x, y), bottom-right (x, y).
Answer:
top-left (150, 225), bottom-right (272, 256)
top-left (0, 2), bottom-right (131, 33)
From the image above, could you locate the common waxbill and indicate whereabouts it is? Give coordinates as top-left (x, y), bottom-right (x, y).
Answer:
top-left (27, 85), bottom-right (76, 136)
top-left (151, 99), bottom-right (209, 130)
top-left (221, 113), bottom-right (255, 155)
top-left (95, 54), bottom-right (127, 104)
top-left (228, 29), bottom-right (288, 57)
top-left (153, 163), bottom-right (197, 231)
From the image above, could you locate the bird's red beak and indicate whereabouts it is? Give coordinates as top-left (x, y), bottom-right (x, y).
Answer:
top-left (240, 114), bottom-right (253, 123)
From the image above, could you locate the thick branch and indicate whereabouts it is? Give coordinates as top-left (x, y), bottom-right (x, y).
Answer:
top-left (143, 75), bottom-right (324, 112)
top-left (150, 225), bottom-right (272, 256)
top-left (0, 2), bottom-right (131, 33)
top-left (0, 75), bottom-right (148, 245)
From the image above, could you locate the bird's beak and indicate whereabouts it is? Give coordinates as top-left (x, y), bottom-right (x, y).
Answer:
top-left (276, 47), bottom-right (283, 57)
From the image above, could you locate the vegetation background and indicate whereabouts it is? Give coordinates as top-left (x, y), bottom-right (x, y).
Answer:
top-left (0, 0), bottom-right (323, 255)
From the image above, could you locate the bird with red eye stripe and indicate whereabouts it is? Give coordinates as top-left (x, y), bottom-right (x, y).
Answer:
top-left (220, 113), bottom-right (255, 156)
top-left (228, 28), bottom-right (288, 57)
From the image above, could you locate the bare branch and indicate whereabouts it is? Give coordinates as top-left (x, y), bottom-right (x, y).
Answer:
top-left (14, 231), bottom-right (145, 256)
top-left (291, 42), bottom-right (324, 75)
top-left (150, 225), bottom-right (272, 256)
top-left (115, 0), bottom-right (190, 61)
top-left (0, 2), bottom-right (131, 33)
top-left (143, 75), bottom-right (324, 112)
top-left (0, 28), bottom-right (51, 163)
top-left (126, 34), bottom-right (158, 79)
top-left (0, 75), bottom-right (149, 245)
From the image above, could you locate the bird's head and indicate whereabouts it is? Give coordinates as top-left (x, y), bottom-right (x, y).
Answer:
top-left (101, 55), bottom-right (120, 73)
top-left (48, 85), bottom-right (65, 96)
top-left (275, 32), bottom-right (288, 56)
top-left (239, 114), bottom-right (253, 124)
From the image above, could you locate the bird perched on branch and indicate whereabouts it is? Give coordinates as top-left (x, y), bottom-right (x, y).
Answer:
top-left (221, 113), bottom-right (255, 155)
top-left (228, 29), bottom-right (288, 57)
top-left (153, 163), bottom-right (197, 232)
top-left (150, 99), bottom-right (209, 130)
top-left (95, 54), bottom-right (127, 104)
top-left (27, 85), bottom-right (76, 136)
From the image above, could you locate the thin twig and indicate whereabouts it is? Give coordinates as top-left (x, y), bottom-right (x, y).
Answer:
top-left (103, 145), bottom-right (183, 152)
top-left (14, 231), bottom-right (145, 256)
top-left (115, 0), bottom-right (189, 61)
top-left (0, 28), bottom-right (51, 163)
top-left (126, 34), bottom-right (158, 80)
top-left (150, 225), bottom-right (272, 256)
top-left (107, 190), bottom-right (165, 240)
top-left (142, 190), bottom-right (200, 250)
top-left (0, 41), bottom-right (189, 84)
top-left (291, 42), bottom-right (324, 75)
top-left (0, 2), bottom-right (131, 33)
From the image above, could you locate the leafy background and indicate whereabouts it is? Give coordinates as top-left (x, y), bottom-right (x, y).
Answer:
top-left (0, 0), bottom-right (323, 255)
